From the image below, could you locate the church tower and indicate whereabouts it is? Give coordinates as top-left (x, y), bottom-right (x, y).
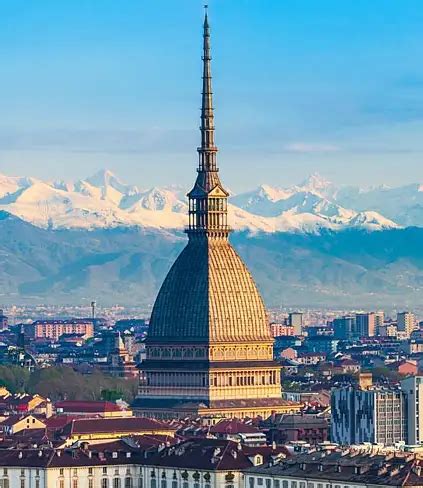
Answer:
top-left (135, 9), bottom-right (299, 419)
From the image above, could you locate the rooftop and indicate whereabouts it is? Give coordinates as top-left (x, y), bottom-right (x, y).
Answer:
top-left (248, 449), bottom-right (423, 486)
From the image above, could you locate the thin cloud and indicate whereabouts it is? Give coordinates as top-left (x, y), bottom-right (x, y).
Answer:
top-left (284, 142), bottom-right (341, 153)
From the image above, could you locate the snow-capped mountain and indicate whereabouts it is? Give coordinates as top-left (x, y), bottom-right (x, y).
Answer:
top-left (0, 169), bottom-right (407, 232)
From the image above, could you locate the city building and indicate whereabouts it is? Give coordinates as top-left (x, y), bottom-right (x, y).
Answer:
top-left (55, 401), bottom-right (133, 418)
top-left (100, 332), bottom-right (138, 379)
top-left (333, 316), bottom-right (355, 341)
top-left (406, 340), bottom-right (423, 355)
top-left (25, 319), bottom-right (94, 342)
top-left (397, 312), bottom-right (416, 337)
top-left (135, 11), bottom-right (299, 419)
top-left (331, 383), bottom-right (407, 446)
top-left (61, 417), bottom-right (176, 445)
top-left (355, 312), bottom-right (384, 338)
top-left (270, 323), bottom-right (294, 338)
top-left (401, 375), bottom-right (423, 445)
top-left (288, 313), bottom-right (303, 336)
top-left (247, 448), bottom-right (423, 488)
top-left (0, 447), bottom-right (144, 488)
top-left (0, 414), bottom-right (46, 435)
top-left (377, 323), bottom-right (398, 338)
top-left (303, 336), bottom-right (339, 355)
top-left (209, 419), bottom-right (267, 446)
top-left (1, 442), bottom-right (422, 488)
top-left (296, 353), bottom-right (326, 366)
top-left (0, 310), bottom-right (8, 330)
top-left (263, 413), bottom-right (329, 445)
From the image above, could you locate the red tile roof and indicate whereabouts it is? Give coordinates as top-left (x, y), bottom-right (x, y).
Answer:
top-left (44, 415), bottom-right (83, 431)
top-left (64, 417), bottom-right (174, 436)
top-left (147, 439), bottom-right (254, 471)
top-left (55, 401), bottom-right (124, 413)
top-left (210, 419), bottom-right (259, 435)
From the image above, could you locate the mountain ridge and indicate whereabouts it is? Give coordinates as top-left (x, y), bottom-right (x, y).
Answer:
top-left (0, 170), bottom-right (412, 233)
top-left (0, 210), bottom-right (422, 308)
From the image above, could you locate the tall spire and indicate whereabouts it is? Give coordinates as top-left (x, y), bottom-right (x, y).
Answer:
top-left (187, 7), bottom-right (230, 238)
top-left (199, 5), bottom-right (218, 172)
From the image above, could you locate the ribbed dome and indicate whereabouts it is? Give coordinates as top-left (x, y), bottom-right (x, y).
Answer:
top-left (148, 237), bottom-right (272, 344)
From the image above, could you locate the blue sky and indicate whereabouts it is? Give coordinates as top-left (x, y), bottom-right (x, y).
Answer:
top-left (0, 0), bottom-right (423, 191)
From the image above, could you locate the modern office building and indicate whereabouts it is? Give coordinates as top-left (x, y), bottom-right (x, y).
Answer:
top-left (355, 312), bottom-right (384, 338)
top-left (333, 315), bottom-right (355, 340)
top-left (331, 384), bottom-right (407, 446)
top-left (288, 313), bottom-right (303, 336)
top-left (401, 375), bottom-right (423, 445)
top-left (397, 312), bottom-right (416, 337)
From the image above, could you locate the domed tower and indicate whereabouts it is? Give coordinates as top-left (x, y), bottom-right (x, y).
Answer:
top-left (135, 8), bottom-right (296, 419)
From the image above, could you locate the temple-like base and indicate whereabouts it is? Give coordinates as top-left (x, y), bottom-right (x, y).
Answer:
top-left (132, 397), bottom-right (302, 420)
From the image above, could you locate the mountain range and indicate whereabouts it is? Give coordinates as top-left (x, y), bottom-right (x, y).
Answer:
top-left (2, 169), bottom-right (420, 233)
top-left (1, 170), bottom-right (423, 308)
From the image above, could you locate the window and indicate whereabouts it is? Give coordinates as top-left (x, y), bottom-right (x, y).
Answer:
top-left (274, 481), bottom-right (280, 488)
top-left (104, 469), bottom-right (108, 475)
top-left (161, 481), bottom-right (167, 488)
top-left (102, 480), bottom-right (109, 488)
top-left (73, 480), bottom-right (78, 488)
top-left (249, 478), bottom-right (255, 488)
top-left (3, 480), bottom-right (10, 488)
top-left (114, 479), bottom-right (122, 488)
top-left (258, 480), bottom-right (264, 487)
top-left (126, 478), bottom-right (133, 488)
top-left (172, 482), bottom-right (178, 488)
top-left (89, 468), bottom-right (93, 476)
top-left (283, 482), bottom-right (288, 488)
top-left (89, 480), bottom-right (94, 488)
top-left (266, 481), bottom-right (272, 488)
top-left (300, 483), bottom-right (306, 488)
top-left (60, 469), bottom-right (64, 477)
top-left (2, 471), bottom-right (7, 476)
top-left (35, 481), bottom-right (40, 488)
top-left (139, 480), bottom-right (143, 488)
top-left (291, 483), bottom-right (297, 488)
top-left (151, 480), bottom-right (157, 488)
top-left (20, 481), bottom-right (25, 488)
top-left (182, 483), bottom-right (188, 488)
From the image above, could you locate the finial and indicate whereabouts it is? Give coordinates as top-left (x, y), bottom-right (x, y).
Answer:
top-left (204, 4), bottom-right (209, 26)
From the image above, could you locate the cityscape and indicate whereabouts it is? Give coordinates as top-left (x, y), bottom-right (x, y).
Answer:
top-left (1, 2), bottom-right (423, 488)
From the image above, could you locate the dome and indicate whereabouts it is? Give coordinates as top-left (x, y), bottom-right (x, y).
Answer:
top-left (148, 237), bottom-right (272, 344)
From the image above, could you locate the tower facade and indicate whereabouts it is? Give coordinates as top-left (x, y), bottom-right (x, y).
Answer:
top-left (135, 10), bottom-right (298, 419)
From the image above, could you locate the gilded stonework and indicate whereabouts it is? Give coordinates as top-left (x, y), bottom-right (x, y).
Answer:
top-left (135, 10), bottom-right (301, 419)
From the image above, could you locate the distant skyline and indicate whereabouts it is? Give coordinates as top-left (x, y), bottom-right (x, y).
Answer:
top-left (1, 0), bottom-right (423, 192)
